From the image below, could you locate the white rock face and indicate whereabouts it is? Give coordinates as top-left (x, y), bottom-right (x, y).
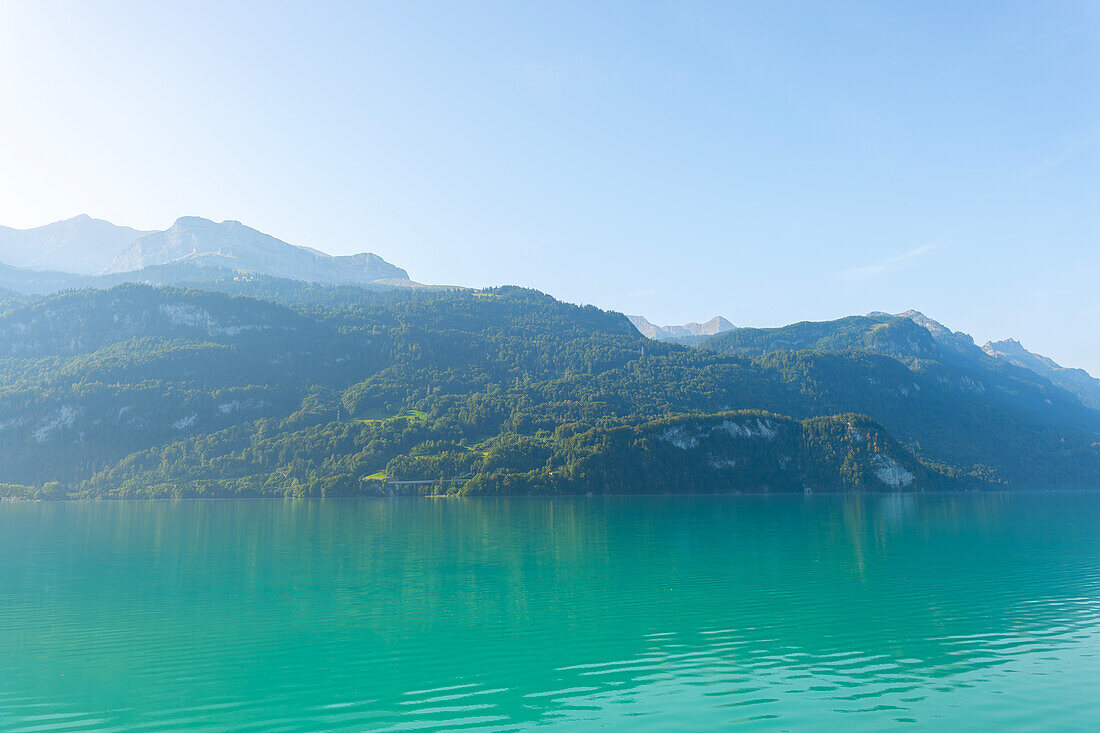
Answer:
top-left (217, 399), bottom-right (267, 414)
top-left (158, 303), bottom-right (270, 337)
top-left (871, 454), bottom-right (914, 488)
top-left (719, 419), bottom-right (778, 439)
top-left (33, 405), bottom-right (79, 442)
top-left (172, 414), bottom-right (198, 430)
top-left (661, 425), bottom-right (701, 449)
top-left (105, 217), bottom-right (409, 285)
top-left (959, 376), bottom-right (986, 394)
top-left (0, 415), bottom-right (29, 432)
top-left (660, 418), bottom-right (779, 449)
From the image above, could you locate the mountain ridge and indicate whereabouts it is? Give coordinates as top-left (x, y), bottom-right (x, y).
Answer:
top-left (0, 215), bottom-right (415, 292)
top-left (0, 215), bottom-right (153, 274)
top-left (891, 310), bottom-right (1100, 409)
top-left (1, 282), bottom-right (1097, 498)
top-left (2, 216), bottom-right (1096, 419)
top-left (700, 311), bottom-right (1100, 440)
top-left (628, 314), bottom-right (736, 341)
top-left (983, 337), bottom-right (1100, 410)
top-left (105, 217), bottom-right (410, 285)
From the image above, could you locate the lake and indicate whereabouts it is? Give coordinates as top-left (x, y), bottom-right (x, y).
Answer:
top-left (2, 493), bottom-right (1100, 731)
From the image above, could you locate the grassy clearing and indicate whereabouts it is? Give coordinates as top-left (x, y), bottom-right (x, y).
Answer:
top-left (355, 410), bottom-right (429, 425)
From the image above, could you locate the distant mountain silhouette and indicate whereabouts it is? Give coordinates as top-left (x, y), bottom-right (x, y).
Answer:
top-left (0, 214), bottom-right (152, 274)
top-left (0, 215), bottom-right (413, 292)
top-left (105, 216), bottom-right (409, 285)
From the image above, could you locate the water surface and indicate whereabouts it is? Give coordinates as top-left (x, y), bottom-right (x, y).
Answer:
top-left (2, 493), bottom-right (1100, 730)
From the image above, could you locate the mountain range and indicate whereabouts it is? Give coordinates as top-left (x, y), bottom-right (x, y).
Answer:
top-left (628, 308), bottom-right (1100, 420)
top-left (0, 215), bottom-right (413, 293)
top-left (627, 314), bottom-right (736, 342)
top-left (1, 215), bottom-right (1099, 498)
top-left (0, 278), bottom-right (1098, 499)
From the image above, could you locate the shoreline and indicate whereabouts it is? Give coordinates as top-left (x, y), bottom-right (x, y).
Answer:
top-left (5, 486), bottom-right (1093, 503)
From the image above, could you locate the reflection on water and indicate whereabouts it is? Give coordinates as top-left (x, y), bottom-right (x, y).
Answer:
top-left (2, 493), bottom-right (1100, 730)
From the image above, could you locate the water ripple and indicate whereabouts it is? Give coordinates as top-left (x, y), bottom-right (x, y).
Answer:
top-left (3, 493), bottom-right (1100, 730)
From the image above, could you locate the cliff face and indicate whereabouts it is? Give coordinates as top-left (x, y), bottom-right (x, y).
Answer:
top-left (554, 412), bottom-right (936, 495)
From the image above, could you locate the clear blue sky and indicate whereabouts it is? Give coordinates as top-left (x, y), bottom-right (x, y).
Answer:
top-left (2, 1), bottom-right (1098, 371)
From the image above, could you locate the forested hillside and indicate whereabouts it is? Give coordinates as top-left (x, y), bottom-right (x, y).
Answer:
top-left (1, 283), bottom-right (1097, 498)
top-left (704, 314), bottom-right (1100, 432)
top-left (0, 287), bottom-right (23, 310)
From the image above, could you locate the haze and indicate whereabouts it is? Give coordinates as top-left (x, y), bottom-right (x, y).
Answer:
top-left (1, 1), bottom-right (1098, 372)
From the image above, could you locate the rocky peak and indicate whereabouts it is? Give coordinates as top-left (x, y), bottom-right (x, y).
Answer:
top-left (627, 314), bottom-right (737, 340)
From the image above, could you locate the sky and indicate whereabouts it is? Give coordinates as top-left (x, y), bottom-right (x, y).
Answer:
top-left (1, 1), bottom-right (1098, 372)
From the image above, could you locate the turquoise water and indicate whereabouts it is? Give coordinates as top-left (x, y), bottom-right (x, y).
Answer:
top-left (2, 494), bottom-right (1100, 731)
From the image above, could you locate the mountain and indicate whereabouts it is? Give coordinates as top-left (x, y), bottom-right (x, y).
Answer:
top-left (0, 261), bottom-right (86, 295)
top-left (889, 311), bottom-right (1100, 411)
top-left (0, 215), bottom-right (421, 295)
top-left (1, 282), bottom-right (1098, 499)
top-left (628, 314), bottom-right (736, 342)
top-left (891, 310), bottom-right (992, 363)
top-left (704, 310), bottom-right (1100, 420)
top-left (105, 217), bottom-right (410, 285)
top-left (701, 312), bottom-right (1100, 477)
top-left (983, 338), bottom-right (1100, 410)
top-left (703, 314), bottom-right (942, 360)
top-left (0, 215), bottom-right (152, 274)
